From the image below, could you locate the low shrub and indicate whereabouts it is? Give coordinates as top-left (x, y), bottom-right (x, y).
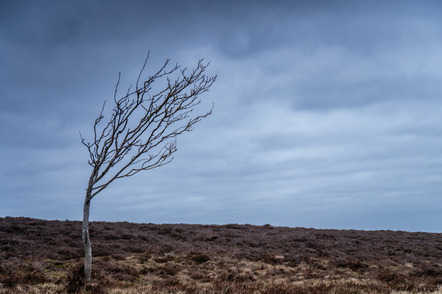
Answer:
top-left (65, 263), bottom-right (86, 293)
top-left (187, 252), bottom-right (210, 264)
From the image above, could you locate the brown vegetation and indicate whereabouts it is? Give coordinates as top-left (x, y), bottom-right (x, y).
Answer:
top-left (0, 217), bottom-right (441, 293)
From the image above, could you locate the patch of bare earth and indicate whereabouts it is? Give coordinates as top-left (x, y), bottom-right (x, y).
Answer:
top-left (0, 217), bottom-right (441, 293)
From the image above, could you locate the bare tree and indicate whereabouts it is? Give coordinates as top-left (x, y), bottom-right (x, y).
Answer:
top-left (80, 54), bottom-right (216, 281)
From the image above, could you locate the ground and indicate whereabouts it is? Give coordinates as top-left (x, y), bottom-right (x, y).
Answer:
top-left (0, 217), bottom-right (441, 293)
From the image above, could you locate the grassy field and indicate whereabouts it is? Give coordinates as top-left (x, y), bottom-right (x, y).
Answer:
top-left (0, 217), bottom-right (441, 293)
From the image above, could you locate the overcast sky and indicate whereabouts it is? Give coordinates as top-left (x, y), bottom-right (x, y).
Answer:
top-left (1, 1), bottom-right (441, 232)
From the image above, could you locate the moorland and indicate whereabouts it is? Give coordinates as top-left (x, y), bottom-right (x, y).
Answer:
top-left (0, 217), bottom-right (441, 293)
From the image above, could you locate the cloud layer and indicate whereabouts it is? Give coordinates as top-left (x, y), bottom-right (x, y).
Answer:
top-left (1, 0), bottom-right (441, 232)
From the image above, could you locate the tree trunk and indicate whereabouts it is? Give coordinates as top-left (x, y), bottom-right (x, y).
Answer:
top-left (82, 194), bottom-right (92, 282)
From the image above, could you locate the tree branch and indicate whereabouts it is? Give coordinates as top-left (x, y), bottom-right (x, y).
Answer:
top-left (81, 55), bottom-right (216, 200)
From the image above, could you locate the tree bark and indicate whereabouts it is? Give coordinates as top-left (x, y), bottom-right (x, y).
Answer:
top-left (82, 193), bottom-right (92, 282)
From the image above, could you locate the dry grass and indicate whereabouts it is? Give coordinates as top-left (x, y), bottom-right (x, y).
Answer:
top-left (0, 217), bottom-right (441, 293)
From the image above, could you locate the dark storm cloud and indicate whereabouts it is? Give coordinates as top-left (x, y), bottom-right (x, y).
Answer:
top-left (1, 1), bottom-right (206, 115)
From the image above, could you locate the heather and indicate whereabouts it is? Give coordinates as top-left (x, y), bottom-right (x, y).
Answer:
top-left (0, 217), bottom-right (441, 293)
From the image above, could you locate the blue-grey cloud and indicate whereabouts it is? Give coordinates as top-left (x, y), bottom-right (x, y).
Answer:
top-left (1, 0), bottom-right (441, 232)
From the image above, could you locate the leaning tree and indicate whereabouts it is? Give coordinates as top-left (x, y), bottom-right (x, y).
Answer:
top-left (80, 54), bottom-right (216, 281)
